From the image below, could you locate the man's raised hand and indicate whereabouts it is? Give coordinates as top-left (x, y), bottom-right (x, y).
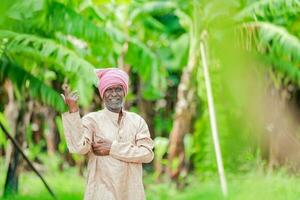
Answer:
top-left (61, 83), bottom-right (79, 113)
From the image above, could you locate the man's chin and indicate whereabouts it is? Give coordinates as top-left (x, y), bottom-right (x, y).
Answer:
top-left (108, 103), bottom-right (122, 109)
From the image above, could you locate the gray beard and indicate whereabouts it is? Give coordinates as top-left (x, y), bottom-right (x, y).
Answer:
top-left (104, 100), bottom-right (124, 111)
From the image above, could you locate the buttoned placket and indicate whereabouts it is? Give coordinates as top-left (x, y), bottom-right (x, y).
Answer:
top-left (103, 108), bottom-right (126, 142)
top-left (117, 112), bottom-right (125, 142)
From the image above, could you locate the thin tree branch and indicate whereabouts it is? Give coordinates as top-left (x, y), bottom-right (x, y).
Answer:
top-left (0, 123), bottom-right (57, 199)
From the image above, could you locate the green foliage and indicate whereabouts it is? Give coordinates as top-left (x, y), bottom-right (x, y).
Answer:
top-left (261, 54), bottom-right (300, 85)
top-left (153, 136), bottom-right (169, 179)
top-left (247, 21), bottom-right (300, 62)
top-left (183, 133), bottom-right (194, 164)
top-left (0, 58), bottom-right (66, 112)
top-left (0, 38), bottom-right (8, 59)
top-left (154, 136), bottom-right (169, 161)
top-left (0, 112), bottom-right (9, 148)
top-left (25, 127), bottom-right (45, 161)
top-left (154, 110), bottom-right (173, 137)
top-left (126, 39), bottom-right (167, 100)
top-left (47, 1), bottom-right (114, 64)
top-left (168, 33), bottom-right (189, 71)
top-left (55, 116), bottom-right (67, 154)
top-left (237, 0), bottom-right (300, 87)
top-left (129, 1), bottom-right (176, 22)
top-left (2, 0), bottom-right (175, 103)
top-left (5, 0), bottom-right (46, 20)
top-left (0, 30), bottom-right (94, 73)
top-left (192, 111), bottom-right (217, 174)
top-left (170, 157), bottom-right (180, 173)
top-left (48, 1), bottom-right (112, 45)
top-left (237, 0), bottom-right (300, 24)
top-left (0, 30), bottom-right (97, 106)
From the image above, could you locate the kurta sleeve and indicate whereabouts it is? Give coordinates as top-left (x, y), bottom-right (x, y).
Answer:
top-left (109, 117), bottom-right (154, 163)
top-left (61, 111), bottom-right (95, 155)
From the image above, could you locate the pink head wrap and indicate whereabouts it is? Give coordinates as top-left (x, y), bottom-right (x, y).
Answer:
top-left (94, 68), bottom-right (129, 98)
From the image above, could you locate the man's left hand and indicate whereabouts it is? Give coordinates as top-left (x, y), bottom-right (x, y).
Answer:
top-left (92, 138), bottom-right (112, 156)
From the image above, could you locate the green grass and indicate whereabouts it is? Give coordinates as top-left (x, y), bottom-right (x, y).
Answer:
top-left (145, 170), bottom-right (300, 200)
top-left (1, 161), bottom-right (300, 200)
top-left (0, 156), bottom-right (84, 200)
top-left (0, 168), bottom-right (84, 200)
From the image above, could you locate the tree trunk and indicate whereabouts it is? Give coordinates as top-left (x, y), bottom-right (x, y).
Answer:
top-left (137, 80), bottom-right (155, 138)
top-left (138, 99), bottom-right (155, 138)
top-left (4, 80), bottom-right (18, 168)
top-left (45, 109), bottom-right (57, 155)
top-left (3, 85), bottom-right (33, 196)
top-left (167, 1), bottom-right (201, 182)
top-left (3, 109), bottom-right (24, 196)
top-left (4, 145), bottom-right (20, 196)
top-left (265, 82), bottom-right (300, 171)
top-left (167, 52), bottom-right (197, 180)
top-left (3, 80), bottom-right (19, 196)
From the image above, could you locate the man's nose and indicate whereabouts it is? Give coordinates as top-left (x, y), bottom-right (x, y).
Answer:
top-left (111, 89), bottom-right (117, 96)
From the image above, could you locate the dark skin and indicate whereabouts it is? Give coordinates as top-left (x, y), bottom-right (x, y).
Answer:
top-left (62, 84), bottom-right (125, 156)
top-left (102, 85), bottom-right (124, 113)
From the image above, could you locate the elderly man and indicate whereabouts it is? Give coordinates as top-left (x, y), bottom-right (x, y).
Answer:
top-left (61, 68), bottom-right (154, 200)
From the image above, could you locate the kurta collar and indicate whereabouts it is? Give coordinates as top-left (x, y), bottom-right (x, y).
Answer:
top-left (103, 107), bottom-right (125, 121)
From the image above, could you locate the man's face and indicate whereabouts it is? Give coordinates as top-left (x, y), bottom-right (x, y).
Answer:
top-left (103, 85), bottom-right (125, 112)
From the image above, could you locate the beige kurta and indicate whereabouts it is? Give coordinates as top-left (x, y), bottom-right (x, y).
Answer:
top-left (62, 108), bottom-right (154, 200)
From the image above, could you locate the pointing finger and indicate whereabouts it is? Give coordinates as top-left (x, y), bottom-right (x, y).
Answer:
top-left (62, 83), bottom-right (70, 95)
top-left (60, 94), bottom-right (65, 102)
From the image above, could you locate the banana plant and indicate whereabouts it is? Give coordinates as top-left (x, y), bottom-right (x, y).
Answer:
top-left (237, 0), bottom-right (300, 86)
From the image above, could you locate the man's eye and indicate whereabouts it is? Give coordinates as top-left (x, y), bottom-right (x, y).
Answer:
top-left (116, 88), bottom-right (122, 92)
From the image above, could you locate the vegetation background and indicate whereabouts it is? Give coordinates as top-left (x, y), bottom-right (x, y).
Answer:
top-left (1, 0), bottom-right (300, 199)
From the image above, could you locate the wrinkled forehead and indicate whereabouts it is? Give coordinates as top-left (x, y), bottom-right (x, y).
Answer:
top-left (106, 84), bottom-right (123, 90)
